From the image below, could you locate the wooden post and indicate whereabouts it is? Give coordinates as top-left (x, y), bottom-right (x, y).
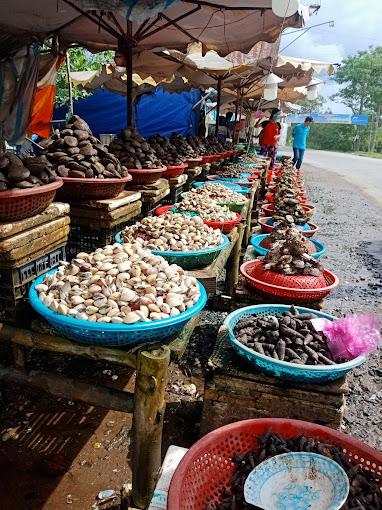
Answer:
top-left (126, 21), bottom-right (133, 127)
top-left (66, 51), bottom-right (74, 117)
top-left (233, 88), bottom-right (240, 144)
top-left (225, 222), bottom-right (244, 297)
top-left (132, 346), bottom-right (171, 509)
top-left (244, 185), bottom-right (257, 246)
top-left (237, 90), bottom-right (244, 144)
top-left (215, 76), bottom-right (222, 138)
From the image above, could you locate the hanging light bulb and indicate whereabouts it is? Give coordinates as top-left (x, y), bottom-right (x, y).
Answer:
top-left (272, 0), bottom-right (299, 18)
top-left (259, 72), bottom-right (284, 102)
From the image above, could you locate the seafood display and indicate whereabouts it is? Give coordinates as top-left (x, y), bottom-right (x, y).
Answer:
top-left (240, 154), bottom-right (264, 163)
top-left (122, 213), bottom-right (222, 251)
top-left (43, 116), bottom-right (127, 179)
top-left (186, 134), bottom-right (211, 156)
top-left (174, 194), bottom-right (238, 221)
top-left (169, 132), bottom-right (199, 159)
top-left (271, 169), bottom-right (307, 225)
top-left (0, 153), bottom-right (56, 191)
top-left (108, 128), bottom-right (161, 169)
top-left (35, 242), bottom-right (201, 324)
top-left (234, 305), bottom-right (342, 365)
top-left (226, 164), bottom-right (256, 173)
top-left (148, 134), bottom-right (185, 166)
top-left (218, 167), bottom-right (251, 179)
top-left (206, 428), bottom-right (382, 510)
top-left (263, 217), bottom-right (324, 276)
top-left (186, 183), bottom-right (246, 203)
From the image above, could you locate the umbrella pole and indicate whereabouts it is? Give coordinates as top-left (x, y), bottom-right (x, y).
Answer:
top-left (126, 21), bottom-right (133, 127)
top-left (237, 90), bottom-right (244, 144)
top-left (214, 76), bottom-right (222, 138)
top-left (233, 88), bottom-right (240, 144)
top-left (66, 51), bottom-right (74, 117)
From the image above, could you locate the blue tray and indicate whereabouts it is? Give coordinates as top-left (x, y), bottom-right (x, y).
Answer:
top-left (29, 269), bottom-right (207, 347)
top-left (250, 234), bottom-right (326, 259)
top-left (224, 305), bottom-right (366, 383)
top-left (193, 181), bottom-right (249, 195)
top-left (115, 232), bottom-right (229, 270)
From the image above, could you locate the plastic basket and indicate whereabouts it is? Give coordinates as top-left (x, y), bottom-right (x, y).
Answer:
top-left (162, 164), bottom-right (187, 179)
top-left (156, 205), bottom-right (241, 233)
top-left (250, 234), bottom-right (326, 259)
top-left (224, 304), bottom-right (365, 382)
top-left (193, 182), bottom-right (250, 195)
top-left (127, 167), bottom-right (165, 185)
top-left (201, 155), bottom-right (214, 165)
top-left (29, 269), bottom-right (207, 347)
top-left (216, 171), bottom-right (252, 178)
top-left (185, 157), bottom-right (203, 169)
top-left (240, 260), bottom-right (339, 304)
top-left (261, 203), bottom-right (315, 219)
top-left (57, 175), bottom-right (132, 201)
top-left (258, 217), bottom-right (320, 237)
top-left (115, 231), bottom-right (229, 269)
top-left (168, 418), bottom-right (381, 510)
top-left (208, 175), bottom-right (249, 184)
top-left (0, 179), bottom-right (63, 222)
top-left (180, 192), bottom-right (248, 213)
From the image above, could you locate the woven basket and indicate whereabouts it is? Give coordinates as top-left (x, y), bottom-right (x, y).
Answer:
top-left (127, 167), bottom-right (165, 185)
top-left (57, 175), bottom-right (132, 200)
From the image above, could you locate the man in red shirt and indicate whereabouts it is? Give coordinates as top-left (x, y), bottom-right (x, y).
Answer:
top-left (259, 108), bottom-right (281, 170)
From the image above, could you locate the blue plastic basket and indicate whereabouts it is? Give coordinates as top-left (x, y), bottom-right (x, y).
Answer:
top-left (193, 181), bottom-right (249, 195)
top-left (29, 269), bottom-right (207, 347)
top-left (214, 176), bottom-right (249, 183)
top-left (267, 218), bottom-right (311, 231)
top-left (250, 234), bottom-right (326, 259)
top-left (115, 232), bottom-right (229, 269)
top-left (224, 305), bottom-right (366, 383)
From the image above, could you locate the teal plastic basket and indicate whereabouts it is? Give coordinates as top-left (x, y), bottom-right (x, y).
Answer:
top-left (224, 305), bottom-right (366, 383)
top-left (115, 232), bottom-right (229, 269)
top-left (250, 234), bottom-right (326, 259)
top-left (29, 269), bottom-right (207, 347)
top-left (193, 182), bottom-right (249, 195)
top-left (180, 192), bottom-right (248, 213)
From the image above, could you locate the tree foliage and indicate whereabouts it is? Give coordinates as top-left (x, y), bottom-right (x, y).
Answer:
top-left (55, 48), bottom-right (114, 109)
top-left (295, 94), bottom-right (325, 114)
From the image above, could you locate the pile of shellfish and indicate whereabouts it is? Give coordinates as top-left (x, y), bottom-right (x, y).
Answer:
top-left (174, 195), bottom-right (237, 221)
top-left (186, 183), bottom-right (245, 203)
top-left (217, 168), bottom-right (249, 179)
top-left (148, 134), bottom-right (185, 166)
top-left (122, 213), bottom-right (222, 251)
top-left (43, 116), bottom-right (126, 179)
top-left (0, 152), bottom-right (56, 191)
top-left (35, 242), bottom-right (201, 324)
top-left (108, 128), bottom-right (161, 169)
top-left (170, 132), bottom-right (199, 159)
top-left (186, 134), bottom-right (210, 156)
top-left (271, 169), bottom-right (307, 225)
top-left (264, 217), bottom-right (324, 276)
top-left (240, 154), bottom-right (263, 164)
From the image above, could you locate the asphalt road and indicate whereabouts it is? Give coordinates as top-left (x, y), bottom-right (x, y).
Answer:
top-left (280, 147), bottom-right (382, 206)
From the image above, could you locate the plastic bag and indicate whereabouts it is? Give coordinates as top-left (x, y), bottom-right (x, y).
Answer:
top-left (311, 314), bottom-right (381, 360)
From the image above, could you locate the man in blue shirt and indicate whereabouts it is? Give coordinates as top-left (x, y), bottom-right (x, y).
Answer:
top-left (292, 116), bottom-right (313, 169)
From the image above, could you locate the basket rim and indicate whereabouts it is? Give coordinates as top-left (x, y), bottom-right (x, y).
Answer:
top-left (163, 163), bottom-right (188, 170)
top-left (224, 304), bottom-right (366, 372)
top-left (126, 166), bottom-right (166, 175)
top-left (258, 217), bottom-right (320, 234)
top-left (61, 175), bottom-right (132, 184)
top-left (29, 268), bottom-right (207, 333)
top-left (0, 177), bottom-right (63, 197)
top-left (240, 260), bottom-right (339, 294)
top-left (250, 234), bottom-right (326, 258)
top-left (185, 157), bottom-right (203, 163)
top-left (115, 231), bottom-right (229, 256)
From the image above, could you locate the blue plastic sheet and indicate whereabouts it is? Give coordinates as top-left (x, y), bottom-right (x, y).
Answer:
top-left (53, 87), bottom-right (201, 139)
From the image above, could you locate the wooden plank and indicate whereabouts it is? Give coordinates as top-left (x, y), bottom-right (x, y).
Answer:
top-left (0, 216), bottom-right (70, 254)
top-left (70, 200), bottom-right (142, 221)
top-left (69, 191), bottom-right (141, 211)
top-left (225, 223), bottom-right (244, 297)
top-left (0, 239), bottom-right (67, 270)
top-left (0, 225), bottom-right (70, 262)
top-left (0, 203), bottom-right (70, 239)
top-left (167, 174), bottom-right (188, 189)
top-left (0, 365), bottom-right (135, 413)
top-left (141, 188), bottom-right (170, 203)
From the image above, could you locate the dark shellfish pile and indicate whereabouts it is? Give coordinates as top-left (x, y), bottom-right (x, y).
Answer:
top-left (0, 152), bottom-right (56, 191)
top-left (148, 134), bottom-right (185, 166)
top-left (108, 128), bottom-right (161, 169)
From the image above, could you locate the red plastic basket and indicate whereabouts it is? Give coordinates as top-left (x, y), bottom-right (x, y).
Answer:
top-left (0, 179), bottom-right (63, 222)
top-left (127, 167), bottom-right (165, 185)
top-left (185, 157), bottom-right (203, 169)
top-left (168, 418), bottom-right (382, 510)
top-left (240, 260), bottom-right (339, 303)
top-left (259, 235), bottom-right (318, 254)
top-left (209, 154), bottom-right (220, 163)
top-left (156, 205), bottom-right (241, 233)
top-left (201, 155), bottom-right (214, 165)
top-left (261, 203), bottom-right (315, 219)
top-left (265, 192), bottom-right (275, 202)
top-left (156, 204), bottom-right (173, 216)
top-left (57, 175), bottom-right (132, 200)
top-left (162, 164), bottom-right (187, 179)
top-left (258, 217), bottom-right (319, 238)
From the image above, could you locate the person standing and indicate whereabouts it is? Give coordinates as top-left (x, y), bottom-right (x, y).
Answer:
top-left (258, 108), bottom-right (282, 170)
top-left (292, 116), bottom-right (313, 169)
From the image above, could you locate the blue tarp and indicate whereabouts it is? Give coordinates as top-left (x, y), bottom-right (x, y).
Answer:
top-left (53, 87), bottom-right (201, 138)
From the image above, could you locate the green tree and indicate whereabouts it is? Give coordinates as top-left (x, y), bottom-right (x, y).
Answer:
top-left (55, 47), bottom-right (114, 109)
top-left (295, 94), bottom-right (325, 114)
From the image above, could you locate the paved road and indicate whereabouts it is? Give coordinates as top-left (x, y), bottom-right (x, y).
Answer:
top-left (280, 147), bottom-right (382, 206)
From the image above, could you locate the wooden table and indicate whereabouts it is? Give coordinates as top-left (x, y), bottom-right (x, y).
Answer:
top-left (0, 313), bottom-right (199, 509)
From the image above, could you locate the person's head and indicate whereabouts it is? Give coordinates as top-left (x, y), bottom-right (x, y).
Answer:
top-left (226, 112), bottom-right (233, 121)
top-left (270, 108), bottom-right (281, 121)
top-left (304, 116), bottom-right (313, 126)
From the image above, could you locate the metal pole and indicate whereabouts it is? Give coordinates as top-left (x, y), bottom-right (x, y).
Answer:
top-left (237, 90), bottom-right (244, 144)
top-left (66, 51), bottom-right (74, 117)
top-left (215, 76), bottom-right (222, 138)
top-left (233, 88), bottom-right (240, 143)
top-left (126, 21), bottom-right (133, 127)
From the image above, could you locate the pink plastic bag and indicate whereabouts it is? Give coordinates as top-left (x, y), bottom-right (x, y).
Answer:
top-left (311, 314), bottom-right (381, 360)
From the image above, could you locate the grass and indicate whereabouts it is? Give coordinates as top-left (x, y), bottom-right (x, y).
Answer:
top-left (353, 151), bottom-right (382, 159)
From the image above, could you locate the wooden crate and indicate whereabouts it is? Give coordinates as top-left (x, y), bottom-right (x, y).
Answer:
top-left (200, 325), bottom-right (348, 436)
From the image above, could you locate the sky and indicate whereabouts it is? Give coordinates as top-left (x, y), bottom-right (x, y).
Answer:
top-left (280, 0), bottom-right (382, 113)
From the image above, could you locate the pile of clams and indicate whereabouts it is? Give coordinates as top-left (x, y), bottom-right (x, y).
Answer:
top-left (0, 152), bottom-right (56, 191)
top-left (122, 213), bottom-right (222, 251)
top-left (35, 242), bottom-right (201, 324)
top-left (186, 134), bottom-right (210, 156)
top-left (42, 116), bottom-right (126, 179)
top-left (264, 217), bottom-right (323, 276)
top-left (174, 195), bottom-right (237, 221)
top-left (169, 132), bottom-right (199, 158)
top-left (148, 134), bottom-right (185, 166)
top-left (186, 183), bottom-right (245, 203)
top-left (271, 168), bottom-right (307, 225)
top-left (108, 128), bottom-right (161, 169)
